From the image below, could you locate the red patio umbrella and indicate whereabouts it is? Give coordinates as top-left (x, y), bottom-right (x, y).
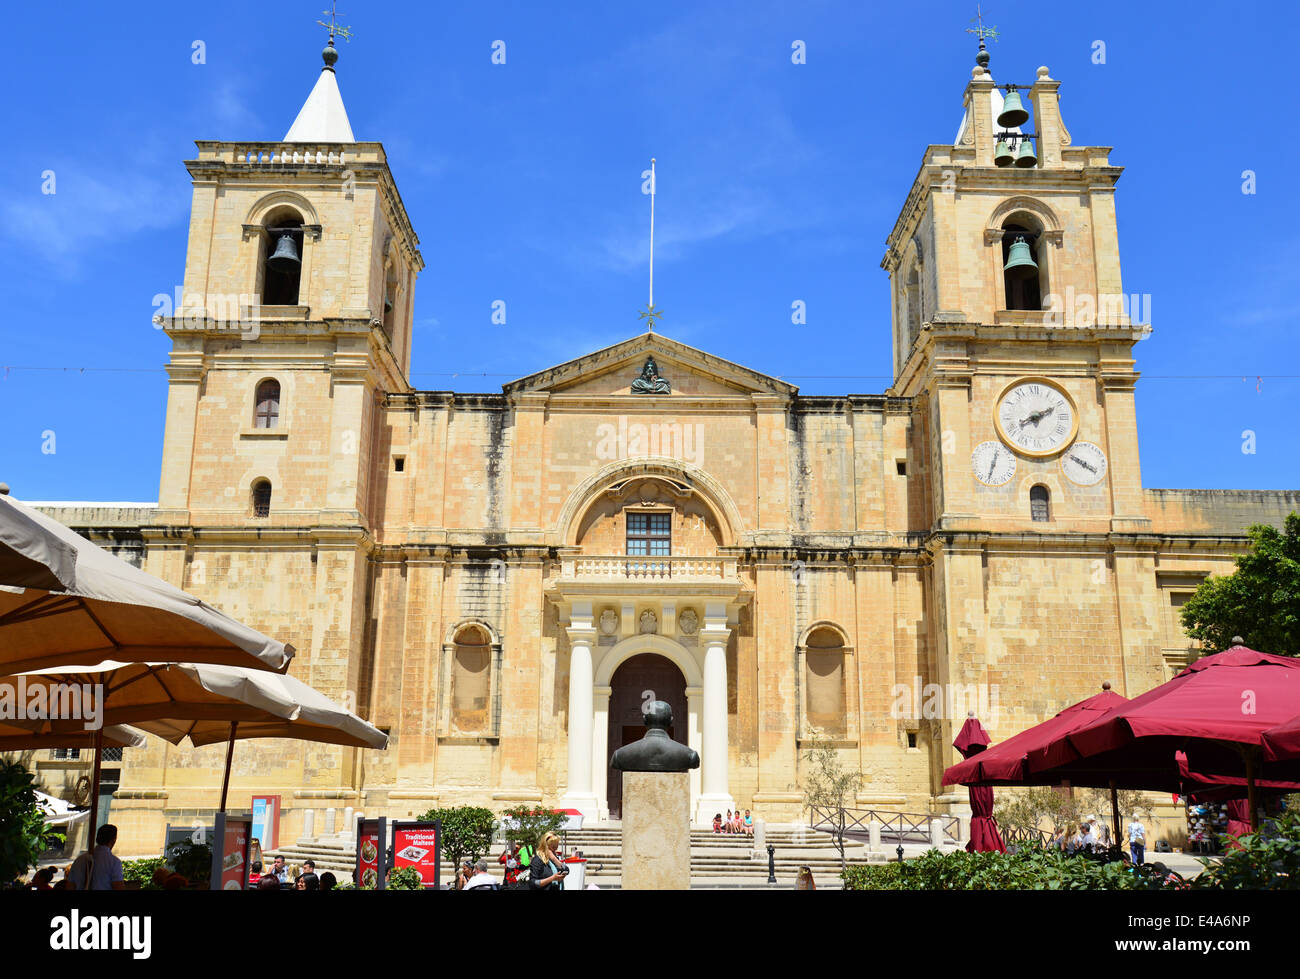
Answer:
top-left (1027, 646), bottom-right (1300, 830)
top-left (952, 715), bottom-right (1005, 853)
top-left (1262, 713), bottom-right (1300, 763)
top-left (944, 686), bottom-right (1128, 786)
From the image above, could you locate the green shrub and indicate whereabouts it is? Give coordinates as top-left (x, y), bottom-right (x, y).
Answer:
top-left (123, 856), bottom-right (169, 889)
top-left (165, 837), bottom-right (212, 885)
top-left (416, 806), bottom-right (496, 869)
top-left (499, 805), bottom-right (567, 853)
top-left (842, 845), bottom-right (1176, 891)
top-left (0, 761), bottom-right (63, 886)
top-left (1191, 811), bottom-right (1300, 890)
top-left (387, 866), bottom-right (424, 890)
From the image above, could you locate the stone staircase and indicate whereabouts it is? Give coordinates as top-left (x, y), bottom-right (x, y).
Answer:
top-left (268, 825), bottom-right (955, 889)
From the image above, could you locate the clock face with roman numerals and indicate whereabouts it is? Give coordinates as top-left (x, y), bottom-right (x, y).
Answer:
top-left (994, 378), bottom-right (1079, 458)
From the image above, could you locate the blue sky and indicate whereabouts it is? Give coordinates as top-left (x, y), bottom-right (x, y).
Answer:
top-left (1, 0), bottom-right (1296, 500)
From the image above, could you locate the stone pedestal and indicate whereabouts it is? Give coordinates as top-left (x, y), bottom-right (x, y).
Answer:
top-left (621, 771), bottom-right (691, 890)
top-left (929, 818), bottom-right (944, 848)
top-left (868, 820), bottom-right (881, 854)
top-left (300, 809), bottom-right (316, 842)
top-left (752, 818), bottom-right (766, 857)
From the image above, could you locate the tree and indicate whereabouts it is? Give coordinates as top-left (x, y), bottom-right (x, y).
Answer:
top-left (1180, 513), bottom-right (1300, 656)
top-left (499, 805), bottom-right (568, 854)
top-left (0, 760), bottom-right (63, 886)
top-left (417, 806), bottom-right (496, 870)
top-left (800, 734), bottom-right (863, 873)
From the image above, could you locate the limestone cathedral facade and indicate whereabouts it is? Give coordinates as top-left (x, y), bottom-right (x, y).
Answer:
top-left (38, 45), bottom-right (1298, 851)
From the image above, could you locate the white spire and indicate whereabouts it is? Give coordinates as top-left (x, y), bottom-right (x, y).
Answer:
top-left (284, 48), bottom-right (355, 143)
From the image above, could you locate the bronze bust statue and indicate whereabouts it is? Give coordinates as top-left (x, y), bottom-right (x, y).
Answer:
top-left (630, 356), bottom-right (671, 394)
top-left (610, 701), bottom-right (700, 772)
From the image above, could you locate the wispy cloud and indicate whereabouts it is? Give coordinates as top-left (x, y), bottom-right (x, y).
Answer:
top-left (0, 166), bottom-right (188, 271)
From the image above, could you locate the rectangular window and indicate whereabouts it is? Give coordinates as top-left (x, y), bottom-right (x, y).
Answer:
top-left (627, 512), bottom-right (671, 556)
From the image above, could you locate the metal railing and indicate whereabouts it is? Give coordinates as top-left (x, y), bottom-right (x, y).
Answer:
top-left (809, 805), bottom-right (961, 845)
top-left (1001, 825), bottom-right (1055, 847)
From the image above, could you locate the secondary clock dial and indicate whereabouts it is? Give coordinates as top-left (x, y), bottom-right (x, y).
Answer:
top-left (1060, 441), bottom-right (1108, 486)
top-left (995, 378), bottom-right (1078, 457)
top-left (972, 440), bottom-right (1016, 486)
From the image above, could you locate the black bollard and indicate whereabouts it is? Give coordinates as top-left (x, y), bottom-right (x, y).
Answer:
top-left (766, 844), bottom-right (776, 884)
top-left (896, 844), bottom-right (904, 863)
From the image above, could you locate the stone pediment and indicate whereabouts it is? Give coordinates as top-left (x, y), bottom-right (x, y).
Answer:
top-left (502, 332), bottom-right (797, 400)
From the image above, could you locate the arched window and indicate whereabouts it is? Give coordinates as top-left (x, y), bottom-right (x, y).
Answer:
top-left (902, 264), bottom-right (922, 355)
top-left (451, 625), bottom-right (492, 732)
top-left (251, 479), bottom-right (272, 518)
top-left (254, 379), bottom-right (280, 429)
top-left (262, 212), bottom-right (303, 306)
top-left (382, 264), bottom-right (399, 341)
top-left (1030, 484), bottom-right (1051, 522)
top-left (1001, 219), bottom-right (1044, 311)
top-left (804, 626), bottom-right (847, 738)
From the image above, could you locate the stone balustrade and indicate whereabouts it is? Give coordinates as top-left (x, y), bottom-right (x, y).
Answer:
top-left (565, 555), bottom-right (735, 581)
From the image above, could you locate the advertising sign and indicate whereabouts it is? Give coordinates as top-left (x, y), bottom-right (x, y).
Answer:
top-left (355, 816), bottom-right (388, 890)
top-left (391, 820), bottom-right (441, 889)
top-left (250, 795), bottom-right (280, 852)
top-left (209, 813), bottom-right (253, 891)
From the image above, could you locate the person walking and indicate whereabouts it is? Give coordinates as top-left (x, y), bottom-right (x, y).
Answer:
top-left (500, 843), bottom-right (524, 885)
top-left (528, 833), bottom-right (568, 891)
top-left (1128, 816), bottom-right (1147, 866)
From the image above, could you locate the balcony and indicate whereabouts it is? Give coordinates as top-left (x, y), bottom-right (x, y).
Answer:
top-left (560, 555), bottom-right (737, 582)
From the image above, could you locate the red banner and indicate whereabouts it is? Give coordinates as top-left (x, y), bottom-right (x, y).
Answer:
top-left (392, 824), bottom-right (440, 888)
top-left (357, 823), bottom-right (381, 889)
top-left (219, 819), bottom-right (249, 891)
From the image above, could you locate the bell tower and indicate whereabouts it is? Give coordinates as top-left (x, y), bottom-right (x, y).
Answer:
top-left (153, 36), bottom-right (424, 527)
top-left (882, 49), bottom-right (1149, 535)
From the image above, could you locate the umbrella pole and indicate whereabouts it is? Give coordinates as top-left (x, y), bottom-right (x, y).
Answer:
top-left (219, 722), bottom-right (237, 814)
top-left (87, 725), bottom-right (104, 847)
top-left (1109, 780), bottom-right (1121, 853)
top-left (1246, 752), bottom-right (1259, 834)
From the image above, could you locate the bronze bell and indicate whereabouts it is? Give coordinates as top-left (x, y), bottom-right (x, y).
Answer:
top-left (997, 89), bottom-right (1030, 128)
top-left (267, 234), bottom-right (301, 273)
top-left (1003, 236), bottom-right (1039, 279)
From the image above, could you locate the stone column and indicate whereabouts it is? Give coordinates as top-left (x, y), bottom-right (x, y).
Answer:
top-left (324, 808), bottom-right (337, 837)
top-left (301, 809), bottom-right (315, 842)
top-left (559, 610), bottom-right (600, 818)
top-left (696, 607), bottom-right (734, 823)
top-left (686, 686), bottom-right (703, 814)
top-left (591, 686), bottom-right (611, 821)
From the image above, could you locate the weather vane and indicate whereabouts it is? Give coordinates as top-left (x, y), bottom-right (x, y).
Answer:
top-left (318, 2), bottom-right (355, 44)
top-left (966, 4), bottom-right (999, 44)
top-left (638, 157), bottom-right (664, 332)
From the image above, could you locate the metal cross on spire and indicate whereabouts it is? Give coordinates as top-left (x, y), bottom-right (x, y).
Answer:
top-left (638, 157), bottom-right (664, 332)
top-left (318, 2), bottom-right (355, 45)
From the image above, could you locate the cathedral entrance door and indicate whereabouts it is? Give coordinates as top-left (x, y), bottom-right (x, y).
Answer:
top-left (606, 653), bottom-right (687, 819)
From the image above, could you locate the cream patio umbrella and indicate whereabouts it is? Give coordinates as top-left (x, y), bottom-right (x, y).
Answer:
top-left (0, 491), bottom-right (78, 591)
top-left (125, 669), bottom-right (388, 811)
top-left (0, 493), bottom-right (294, 675)
top-left (9, 661), bottom-right (306, 832)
